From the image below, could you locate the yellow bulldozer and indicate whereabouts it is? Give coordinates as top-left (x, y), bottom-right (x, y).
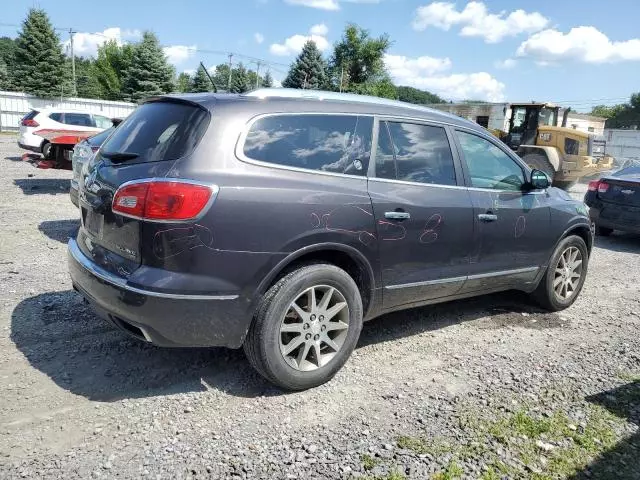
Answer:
top-left (490, 102), bottom-right (614, 189)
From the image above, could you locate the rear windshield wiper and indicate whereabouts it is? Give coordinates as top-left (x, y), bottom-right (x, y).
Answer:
top-left (101, 151), bottom-right (139, 163)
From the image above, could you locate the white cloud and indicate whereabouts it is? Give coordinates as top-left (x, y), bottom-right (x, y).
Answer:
top-left (254, 32), bottom-right (265, 44)
top-left (494, 58), bottom-right (517, 69)
top-left (163, 45), bottom-right (197, 65)
top-left (517, 26), bottom-right (640, 64)
top-left (310, 23), bottom-right (329, 36)
top-left (64, 27), bottom-right (142, 58)
top-left (413, 1), bottom-right (548, 43)
top-left (285, 0), bottom-right (340, 10)
top-left (270, 25), bottom-right (330, 56)
top-left (384, 53), bottom-right (505, 102)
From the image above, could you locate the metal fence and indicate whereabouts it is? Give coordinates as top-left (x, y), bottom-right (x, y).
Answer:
top-left (0, 90), bottom-right (136, 132)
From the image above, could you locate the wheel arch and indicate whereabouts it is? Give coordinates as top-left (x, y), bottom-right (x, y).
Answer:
top-left (255, 243), bottom-right (377, 317)
top-left (559, 223), bottom-right (593, 255)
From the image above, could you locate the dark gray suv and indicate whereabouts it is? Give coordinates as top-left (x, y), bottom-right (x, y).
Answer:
top-left (68, 89), bottom-right (593, 390)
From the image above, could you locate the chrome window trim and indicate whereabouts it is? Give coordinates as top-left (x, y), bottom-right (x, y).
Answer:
top-left (111, 177), bottom-right (219, 224)
top-left (367, 176), bottom-right (547, 194)
top-left (386, 267), bottom-right (539, 290)
top-left (68, 239), bottom-right (238, 301)
top-left (235, 112), bottom-right (374, 180)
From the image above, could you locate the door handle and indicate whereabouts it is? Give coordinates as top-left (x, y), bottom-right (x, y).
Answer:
top-left (478, 213), bottom-right (498, 222)
top-left (384, 211), bottom-right (411, 220)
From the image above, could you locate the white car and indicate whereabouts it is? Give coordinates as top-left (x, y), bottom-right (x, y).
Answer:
top-left (18, 108), bottom-right (114, 158)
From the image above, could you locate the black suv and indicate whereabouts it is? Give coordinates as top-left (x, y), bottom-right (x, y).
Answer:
top-left (68, 89), bottom-right (593, 390)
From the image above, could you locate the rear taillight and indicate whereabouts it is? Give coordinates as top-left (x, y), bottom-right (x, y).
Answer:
top-left (112, 180), bottom-right (216, 221)
top-left (22, 119), bottom-right (39, 127)
top-left (587, 180), bottom-right (609, 193)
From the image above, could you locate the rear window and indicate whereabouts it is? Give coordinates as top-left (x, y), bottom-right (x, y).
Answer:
top-left (100, 101), bottom-right (209, 163)
top-left (23, 110), bottom-right (39, 121)
top-left (242, 114), bottom-right (373, 176)
top-left (49, 113), bottom-right (63, 123)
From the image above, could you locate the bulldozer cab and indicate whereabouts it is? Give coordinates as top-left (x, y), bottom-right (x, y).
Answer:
top-left (505, 103), bottom-right (559, 150)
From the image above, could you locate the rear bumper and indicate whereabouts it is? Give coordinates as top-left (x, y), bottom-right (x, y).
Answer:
top-left (589, 205), bottom-right (640, 234)
top-left (67, 238), bottom-right (252, 348)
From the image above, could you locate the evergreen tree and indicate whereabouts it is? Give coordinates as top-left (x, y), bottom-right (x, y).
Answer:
top-left (0, 57), bottom-right (8, 91)
top-left (73, 57), bottom-right (102, 99)
top-left (11, 9), bottom-right (66, 97)
top-left (282, 40), bottom-right (327, 90)
top-left (176, 72), bottom-right (192, 93)
top-left (123, 32), bottom-right (175, 102)
top-left (230, 63), bottom-right (249, 93)
top-left (0, 37), bottom-right (17, 91)
top-left (213, 63), bottom-right (231, 91)
top-left (262, 71), bottom-right (274, 88)
top-left (191, 65), bottom-right (211, 92)
top-left (94, 40), bottom-right (133, 100)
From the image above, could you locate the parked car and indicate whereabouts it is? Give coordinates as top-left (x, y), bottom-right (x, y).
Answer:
top-left (70, 127), bottom-right (116, 207)
top-left (68, 89), bottom-right (593, 390)
top-left (18, 108), bottom-right (113, 158)
top-left (584, 164), bottom-right (640, 236)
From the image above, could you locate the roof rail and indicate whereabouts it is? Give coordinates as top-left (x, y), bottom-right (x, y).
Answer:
top-left (244, 88), bottom-right (451, 117)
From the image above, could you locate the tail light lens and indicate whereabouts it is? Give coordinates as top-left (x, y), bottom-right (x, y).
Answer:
top-left (112, 180), bottom-right (217, 221)
top-left (22, 119), bottom-right (39, 127)
top-left (587, 180), bottom-right (610, 193)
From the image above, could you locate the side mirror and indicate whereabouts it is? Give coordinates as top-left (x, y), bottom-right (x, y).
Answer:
top-left (530, 169), bottom-right (550, 190)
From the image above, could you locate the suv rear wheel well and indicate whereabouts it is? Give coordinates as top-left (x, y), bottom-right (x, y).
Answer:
top-left (565, 225), bottom-right (593, 254)
top-left (263, 249), bottom-right (373, 315)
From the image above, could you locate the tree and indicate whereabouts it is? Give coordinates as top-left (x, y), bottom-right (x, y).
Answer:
top-left (94, 40), bottom-right (134, 100)
top-left (0, 37), bottom-right (17, 91)
top-left (329, 24), bottom-right (391, 91)
top-left (230, 63), bottom-right (249, 93)
top-left (262, 71), bottom-right (274, 88)
top-left (282, 40), bottom-right (327, 90)
top-left (602, 93), bottom-right (640, 129)
top-left (176, 72), bottom-right (192, 93)
top-left (352, 79), bottom-right (397, 99)
top-left (0, 57), bottom-right (8, 91)
top-left (11, 9), bottom-right (66, 97)
top-left (191, 65), bottom-right (211, 92)
top-left (73, 57), bottom-right (102, 99)
top-left (213, 63), bottom-right (231, 90)
top-left (396, 86), bottom-right (445, 105)
top-left (123, 31), bottom-right (175, 102)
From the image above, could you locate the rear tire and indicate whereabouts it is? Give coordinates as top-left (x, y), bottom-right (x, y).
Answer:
top-left (522, 152), bottom-right (555, 183)
top-left (41, 141), bottom-right (52, 159)
top-left (244, 264), bottom-right (363, 390)
top-left (532, 235), bottom-right (589, 312)
top-left (596, 226), bottom-right (613, 236)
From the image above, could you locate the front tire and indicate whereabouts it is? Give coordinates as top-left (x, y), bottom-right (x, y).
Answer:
top-left (41, 141), bottom-right (52, 159)
top-left (244, 264), bottom-right (363, 390)
top-left (532, 235), bottom-right (589, 311)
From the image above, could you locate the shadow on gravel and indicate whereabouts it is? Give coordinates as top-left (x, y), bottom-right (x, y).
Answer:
top-left (10, 291), bottom-right (273, 402)
top-left (358, 291), bottom-right (562, 348)
top-left (14, 178), bottom-right (70, 195)
top-left (12, 290), bottom-right (559, 402)
top-left (38, 219), bottom-right (80, 243)
top-left (594, 233), bottom-right (640, 254)
top-left (571, 381), bottom-right (640, 480)
top-left (5, 155), bottom-right (23, 162)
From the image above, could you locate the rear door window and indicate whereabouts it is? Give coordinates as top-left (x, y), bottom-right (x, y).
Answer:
top-left (64, 113), bottom-right (94, 127)
top-left (375, 121), bottom-right (457, 186)
top-left (49, 112), bottom-right (63, 123)
top-left (242, 114), bottom-right (373, 176)
top-left (99, 101), bottom-right (209, 163)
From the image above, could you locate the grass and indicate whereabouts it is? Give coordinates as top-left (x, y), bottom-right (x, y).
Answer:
top-left (396, 401), bottom-right (626, 480)
top-left (617, 370), bottom-right (640, 383)
top-left (361, 453), bottom-right (380, 471)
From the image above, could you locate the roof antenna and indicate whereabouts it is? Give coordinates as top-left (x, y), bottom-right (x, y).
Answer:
top-left (200, 61), bottom-right (218, 93)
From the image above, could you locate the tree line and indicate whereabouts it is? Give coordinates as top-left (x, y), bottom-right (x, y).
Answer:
top-left (591, 94), bottom-right (640, 129)
top-left (0, 7), bottom-right (446, 106)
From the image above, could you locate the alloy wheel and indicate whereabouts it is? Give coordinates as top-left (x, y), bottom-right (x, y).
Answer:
top-left (279, 285), bottom-right (350, 371)
top-left (553, 246), bottom-right (583, 301)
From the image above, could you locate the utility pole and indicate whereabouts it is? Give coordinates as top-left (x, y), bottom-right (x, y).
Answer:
top-left (69, 28), bottom-right (77, 96)
top-left (255, 61), bottom-right (261, 89)
top-left (227, 53), bottom-right (233, 92)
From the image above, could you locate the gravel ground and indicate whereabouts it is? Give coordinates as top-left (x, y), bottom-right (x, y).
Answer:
top-left (0, 134), bottom-right (638, 479)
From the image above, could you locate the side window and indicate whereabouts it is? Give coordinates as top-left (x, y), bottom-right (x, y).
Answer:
top-left (375, 121), bottom-right (456, 186)
top-left (49, 113), bottom-right (63, 123)
top-left (456, 130), bottom-right (525, 191)
top-left (64, 113), bottom-right (93, 127)
top-left (243, 115), bottom-right (373, 176)
top-left (94, 115), bottom-right (113, 129)
top-left (565, 137), bottom-right (579, 155)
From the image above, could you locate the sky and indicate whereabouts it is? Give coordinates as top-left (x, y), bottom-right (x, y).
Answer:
top-left (2, 0), bottom-right (640, 110)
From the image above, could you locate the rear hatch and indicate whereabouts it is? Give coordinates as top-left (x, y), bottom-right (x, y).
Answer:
top-left (77, 98), bottom-right (210, 276)
top-left (597, 167), bottom-right (640, 208)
